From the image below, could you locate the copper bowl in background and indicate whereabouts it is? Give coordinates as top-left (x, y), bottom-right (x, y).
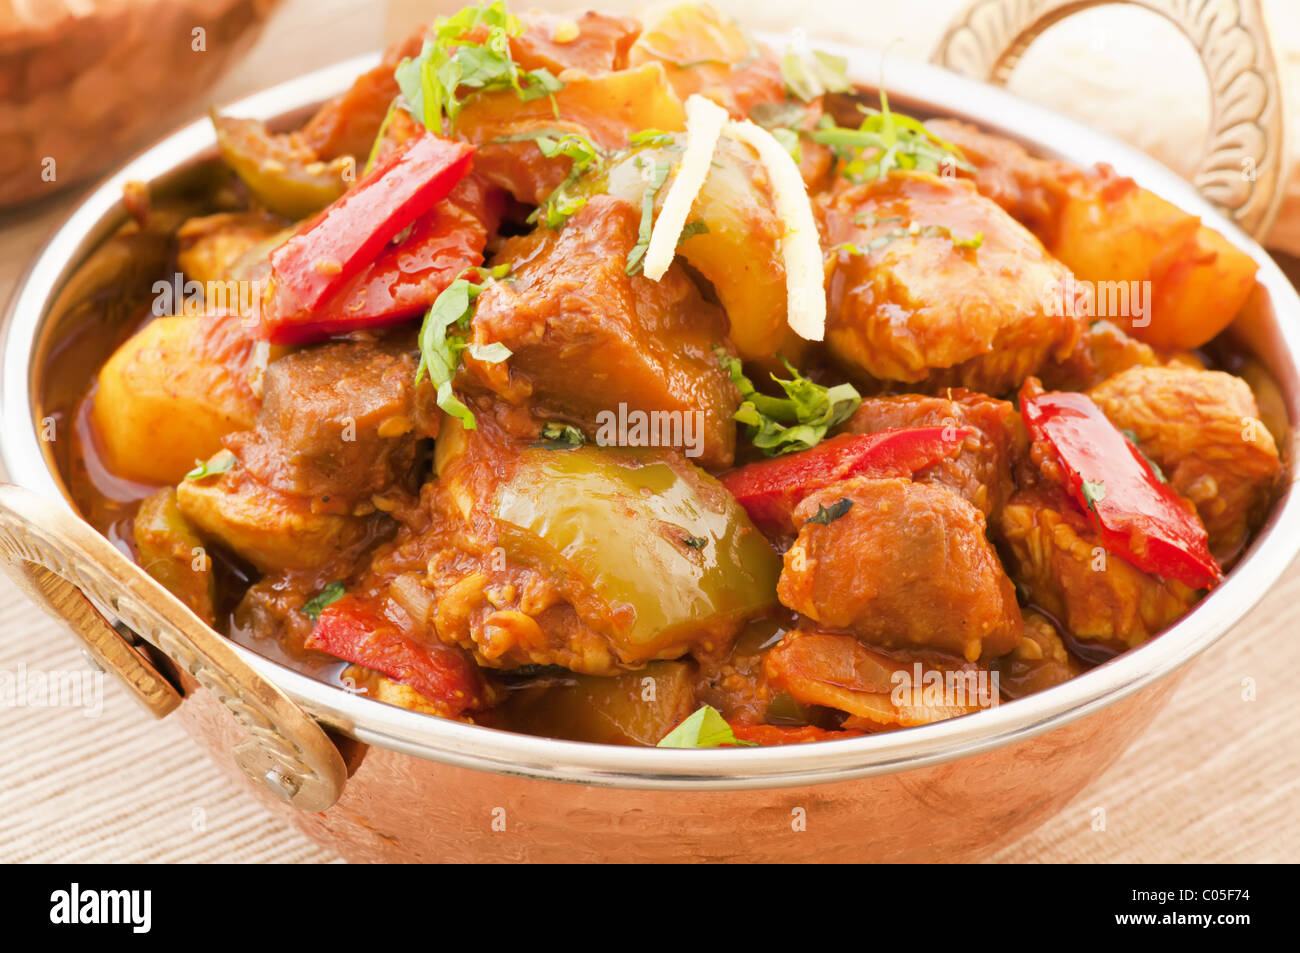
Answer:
top-left (0, 0), bottom-right (283, 207)
top-left (0, 1), bottom-right (1297, 861)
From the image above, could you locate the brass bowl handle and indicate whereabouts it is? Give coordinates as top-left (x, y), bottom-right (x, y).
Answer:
top-left (933, 0), bottom-right (1286, 239)
top-left (0, 484), bottom-right (346, 811)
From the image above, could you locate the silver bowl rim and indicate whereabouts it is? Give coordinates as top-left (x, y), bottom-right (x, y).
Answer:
top-left (3, 39), bottom-right (1298, 790)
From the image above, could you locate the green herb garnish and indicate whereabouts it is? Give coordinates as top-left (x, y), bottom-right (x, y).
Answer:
top-left (780, 48), bottom-right (852, 102)
top-left (657, 704), bottom-right (756, 748)
top-left (301, 581), bottom-right (346, 620)
top-left (750, 100), bottom-right (814, 130)
top-left (677, 219), bottom-right (709, 244)
top-left (1082, 479), bottom-right (1107, 512)
top-left (184, 450), bottom-right (236, 481)
top-left (805, 497), bottom-right (853, 526)
top-left (625, 158), bottom-right (672, 275)
top-left (1121, 429), bottom-right (1167, 483)
top-left (394, 1), bottom-right (562, 135)
top-left (716, 349), bottom-right (861, 456)
top-left (628, 128), bottom-right (676, 148)
top-left (528, 132), bottom-right (604, 228)
top-left (834, 220), bottom-right (983, 256)
top-left (415, 265), bottom-right (512, 430)
top-left (532, 422), bottom-right (586, 449)
top-left (681, 535), bottom-right (708, 550)
top-left (810, 89), bottom-right (972, 183)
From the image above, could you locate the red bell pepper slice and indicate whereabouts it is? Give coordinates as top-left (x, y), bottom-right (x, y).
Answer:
top-left (719, 427), bottom-right (969, 537)
top-left (260, 129), bottom-right (475, 344)
top-left (268, 176), bottom-right (501, 344)
top-left (306, 596), bottom-right (488, 716)
top-left (1020, 384), bottom-right (1222, 590)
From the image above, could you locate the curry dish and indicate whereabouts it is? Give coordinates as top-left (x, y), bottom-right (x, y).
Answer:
top-left (62, 2), bottom-right (1287, 747)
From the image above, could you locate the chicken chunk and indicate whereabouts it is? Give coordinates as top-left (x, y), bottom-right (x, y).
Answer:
top-left (1038, 318), bottom-right (1158, 391)
top-left (465, 195), bottom-right (740, 468)
top-left (819, 171), bottom-right (1083, 395)
top-left (175, 465), bottom-right (370, 573)
top-left (991, 610), bottom-right (1081, 699)
top-left (360, 422), bottom-right (780, 676)
top-left (997, 488), bottom-right (1198, 650)
top-left (224, 340), bottom-right (438, 509)
top-left (176, 212), bottom-right (287, 285)
top-left (777, 477), bottom-right (1023, 661)
top-left (1088, 366), bottom-right (1281, 563)
top-left (839, 389), bottom-right (1024, 518)
top-left (923, 118), bottom-right (1083, 241)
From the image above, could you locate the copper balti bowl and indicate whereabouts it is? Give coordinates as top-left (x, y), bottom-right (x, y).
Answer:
top-left (1, 1), bottom-right (1296, 862)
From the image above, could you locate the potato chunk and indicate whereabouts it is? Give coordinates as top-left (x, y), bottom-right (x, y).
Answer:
top-left (627, 2), bottom-right (784, 117)
top-left (598, 136), bottom-right (805, 369)
top-left (820, 171), bottom-right (1083, 395)
top-left (1050, 179), bottom-right (1257, 351)
top-left (91, 313), bottom-right (260, 485)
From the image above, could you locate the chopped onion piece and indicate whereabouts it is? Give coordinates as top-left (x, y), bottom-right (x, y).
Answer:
top-left (642, 94), bottom-right (730, 281)
top-left (723, 118), bottom-right (827, 342)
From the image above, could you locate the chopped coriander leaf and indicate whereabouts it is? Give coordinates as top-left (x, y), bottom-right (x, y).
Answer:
top-left (681, 535), bottom-right (708, 550)
top-left (415, 266), bottom-right (512, 430)
top-left (625, 159), bottom-right (672, 275)
top-left (1082, 479), bottom-right (1107, 512)
top-left (780, 47), bottom-right (852, 102)
top-left (657, 704), bottom-right (756, 748)
top-left (833, 221), bottom-right (982, 256)
top-left (677, 219), bottom-right (709, 244)
top-left (716, 349), bottom-right (861, 456)
top-left (1121, 429), bottom-right (1168, 483)
top-left (394, 1), bottom-right (563, 135)
top-left (852, 212), bottom-right (904, 228)
top-left (750, 99), bottom-right (814, 130)
top-left (628, 128), bottom-right (676, 148)
top-left (466, 341), bottom-right (512, 362)
top-left (493, 130), bottom-right (605, 229)
top-left (532, 422), bottom-right (586, 449)
top-left (810, 89), bottom-right (972, 183)
top-left (301, 581), bottom-right (346, 620)
top-left (805, 497), bottom-right (853, 526)
top-left (185, 450), bottom-right (237, 481)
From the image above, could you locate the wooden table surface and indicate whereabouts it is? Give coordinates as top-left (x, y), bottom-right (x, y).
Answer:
top-left (0, 0), bottom-right (1297, 863)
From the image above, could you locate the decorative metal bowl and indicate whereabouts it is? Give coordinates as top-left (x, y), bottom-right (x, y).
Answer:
top-left (0, 0), bottom-right (1295, 861)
